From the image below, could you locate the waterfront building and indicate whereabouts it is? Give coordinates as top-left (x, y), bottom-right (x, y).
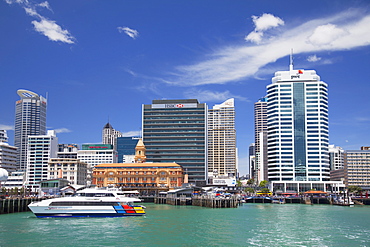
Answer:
top-left (57, 144), bottom-right (79, 159)
top-left (2, 171), bottom-right (25, 189)
top-left (266, 61), bottom-right (332, 192)
top-left (116, 136), bottom-right (140, 163)
top-left (26, 130), bottom-right (58, 190)
top-left (14, 89), bottom-right (47, 171)
top-left (254, 97), bottom-right (268, 183)
top-left (142, 99), bottom-right (207, 186)
top-left (102, 122), bottom-right (122, 146)
top-left (249, 143), bottom-right (255, 179)
top-left (344, 149), bottom-right (370, 190)
top-left (92, 139), bottom-right (184, 194)
top-left (77, 144), bottom-right (117, 185)
top-left (329, 145), bottom-right (344, 170)
top-left (0, 130), bottom-right (18, 172)
top-left (0, 130), bottom-right (7, 142)
top-left (48, 158), bottom-right (88, 185)
top-left (207, 98), bottom-right (237, 182)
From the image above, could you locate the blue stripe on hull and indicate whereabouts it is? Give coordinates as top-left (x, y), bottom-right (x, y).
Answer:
top-left (35, 213), bottom-right (145, 218)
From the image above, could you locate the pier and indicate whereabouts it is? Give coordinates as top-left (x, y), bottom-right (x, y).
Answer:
top-left (0, 198), bottom-right (41, 214)
top-left (154, 195), bottom-right (239, 208)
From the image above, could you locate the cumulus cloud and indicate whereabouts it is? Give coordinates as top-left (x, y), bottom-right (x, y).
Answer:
top-left (54, 128), bottom-right (72, 133)
top-left (245, 13), bottom-right (284, 44)
top-left (4, 0), bottom-right (75, 44)
top-left (183, 89), bottom-right (248, 102)
top-left (307, 54), bottom-right (322, 62)
top-left (32, 18), bottom-right (75, 43)
top-left (0, 124), bottom-right (14, 131)
top-left (308, 24), bottom-right (347, 47)
top-left (122, 130), bottom-right (141, 137)
top-left (168, 10), bottom-right (370, 86)
top-left (118, 27), bottom-right (139, 39)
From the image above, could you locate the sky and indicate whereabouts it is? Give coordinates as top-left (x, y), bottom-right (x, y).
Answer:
top-left (1, 0), bottom-right (370, 176)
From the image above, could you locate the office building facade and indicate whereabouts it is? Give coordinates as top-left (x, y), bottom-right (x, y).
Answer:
top-left (26, 130), bottom-right (58, 189)
top-left (48, 158), bottom-right (88, 185)
top-left (0, 130), bottom-right (18, 172)
top-left (116, 137), bottom-right (140, 163)
top-left (344, 150), bottom-right (370, 190)
top-left (14, 89), bottom-right (47, 170)
top-left (142, 99), bottom-right (207, 186)
top-left (207, 98), bottom-right (237, 181)
top-left (266, 66), bottom-right (330, 183)
top-left (57, 144), bottom-right (79, 159)
top-left (254, 97), bottom-right (268, 183)
top-left (102, 123), bottom-right (122, 146)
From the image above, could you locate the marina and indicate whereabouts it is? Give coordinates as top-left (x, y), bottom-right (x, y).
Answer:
top-left (1, 203), bottom-right (370, 246)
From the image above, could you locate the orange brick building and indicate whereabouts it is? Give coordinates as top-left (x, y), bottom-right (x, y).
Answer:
top-left (92, 139), bottom-right (184, 194)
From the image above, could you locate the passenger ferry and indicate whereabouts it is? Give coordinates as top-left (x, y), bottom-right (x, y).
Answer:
top-left (28, 188), bottom-right (146, 218)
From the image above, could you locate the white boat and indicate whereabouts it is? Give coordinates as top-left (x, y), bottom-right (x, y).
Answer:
top-left (28, 188), bottom-right (146, 218)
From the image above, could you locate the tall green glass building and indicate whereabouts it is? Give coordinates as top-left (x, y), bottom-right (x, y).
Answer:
top-left (142, 99), bottom-right (207, 186)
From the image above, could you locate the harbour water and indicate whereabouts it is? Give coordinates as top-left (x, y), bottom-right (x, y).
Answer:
top-left (1, 203), bottom-right (370, 246)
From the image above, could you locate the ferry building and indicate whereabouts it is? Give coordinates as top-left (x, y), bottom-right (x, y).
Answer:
top-left (92, 139), bottom-right (184, 195)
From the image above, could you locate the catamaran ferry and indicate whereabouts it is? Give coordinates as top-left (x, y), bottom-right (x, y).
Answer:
top-left (28, 188), bottom-right (146, 218)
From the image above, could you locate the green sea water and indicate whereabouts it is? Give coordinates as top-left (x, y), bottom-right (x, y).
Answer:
top-left (1, 203), bottom-right (370, 247)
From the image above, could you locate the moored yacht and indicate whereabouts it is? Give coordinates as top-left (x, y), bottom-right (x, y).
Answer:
top-left (28, 188), bottom-right (146, 218)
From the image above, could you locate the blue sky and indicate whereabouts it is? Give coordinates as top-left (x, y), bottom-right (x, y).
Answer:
top-left (1, 0), bottom-right (370, 175)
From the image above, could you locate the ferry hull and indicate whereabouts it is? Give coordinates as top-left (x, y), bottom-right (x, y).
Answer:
top-left (29, 205), bottom-right (145, 218)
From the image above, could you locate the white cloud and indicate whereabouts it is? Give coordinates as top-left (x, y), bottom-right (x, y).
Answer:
top-left (5, 0), bottom-right (75, 44)
top-left (122, 130), bottom-right (141, 137)
top-left (169, 10), bottom-right (370, 86)
top-left (245, 13), bottom-right (284, 44)
top-left (183, 89), bottom-right (248, 102)
top-left (308, 24), bottom-right (347, 47)
top-left (32, 18), bottom-right (75, 44)
top-left (54, 128), bottom-right (72, 133)
top-left (118, 27), bottom-right (139, 39)
top-left (38, 1), bottom-right (52, 12)
top-left (0, 124), bottom-right (14, 131)
top-left (307, 54), bottom-right (322, 62)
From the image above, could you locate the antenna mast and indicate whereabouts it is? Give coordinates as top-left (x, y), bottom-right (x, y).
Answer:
top-left (289, 49), bottom-right (294, 71)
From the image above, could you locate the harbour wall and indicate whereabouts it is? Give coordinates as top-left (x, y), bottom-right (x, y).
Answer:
top-left (0, 198), bottom-right (41, 214)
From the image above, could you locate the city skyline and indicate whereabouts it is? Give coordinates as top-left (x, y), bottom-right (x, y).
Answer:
top-left (1, 1), bottom-right (370, 175)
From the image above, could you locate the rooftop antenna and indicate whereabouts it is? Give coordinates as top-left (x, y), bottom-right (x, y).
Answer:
top-left (289, 49), bottom-right (294, 71)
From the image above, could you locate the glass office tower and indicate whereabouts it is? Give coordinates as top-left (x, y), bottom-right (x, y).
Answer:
top-left (266, 67), bottom-right (330, 182)
top-left (142, 99), bottom-right (207, 186)
top-left (14, 89), bottom-right (47, 171)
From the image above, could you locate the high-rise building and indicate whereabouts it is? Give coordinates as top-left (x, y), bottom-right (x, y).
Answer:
top-left (207, 98), bottom-right (237, 181)
top-left (329, 145), bottom-right (344, 170)
top-left (26, 130), bottom-right (58, 190)
top-left (14, 89), bottom-right (47, 170)
top-left (254, 97), bottom-right (268, 183)
top-left (116, 137), bottom-right (140, 163)
top-left (344, 149), bottom-right (370, 190)
top-left (266, 64), bottom-right (330, 184)
top-left (102, 123), bottom-right (122, 146)
top-left (0, 130), bottom-right (18, 172)
top-left (142, 99), bottom-right (207, 186)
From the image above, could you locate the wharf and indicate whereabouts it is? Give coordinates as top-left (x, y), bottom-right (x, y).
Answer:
top-left (0, 198), bottom-right (41, 214)
top-left (155, 195), bottom-right (239, 208)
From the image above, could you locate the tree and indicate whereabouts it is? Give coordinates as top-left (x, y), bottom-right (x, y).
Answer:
top-left (348, 185), bottom-right (363, 195)
top-left (259, 180), bottom-right (268, 188)
top-left (247, 179), bottom-right (254, 186)
top-left (236, 180), bottom-right (242, 188)
top-left (260, 188), bottom-right (270, 193)
top-left (244, 187), bottom-right (255, 194)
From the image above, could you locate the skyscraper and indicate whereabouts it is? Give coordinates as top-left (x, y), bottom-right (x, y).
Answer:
top-left (14, 89), bottom-right (47, 171)
top-left (254, 97), bottom-right (268, 183)
top-left (207, 98), bottom-right (237, 181)
top-left (142, 99), bottom-right (207, 186)
top-left (102, 122), bottom-right (122, 146)
top-left (266, 65), bottom-right (330, 183)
